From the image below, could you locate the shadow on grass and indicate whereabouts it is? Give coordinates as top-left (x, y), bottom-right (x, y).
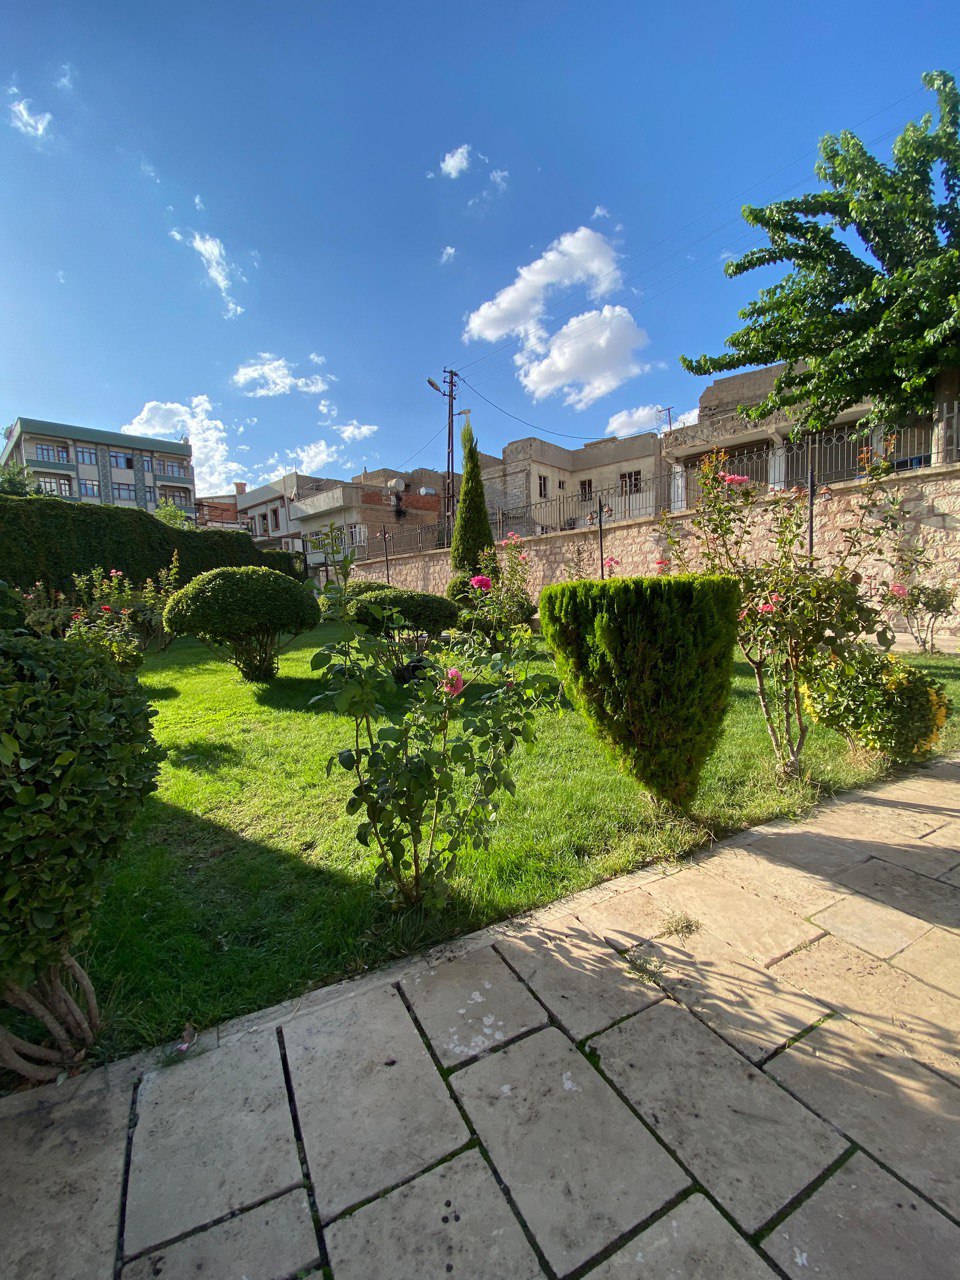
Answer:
top-left (166, 740), bottom-right (244, 772)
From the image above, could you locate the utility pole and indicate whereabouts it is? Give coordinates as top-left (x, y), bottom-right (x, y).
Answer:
top-left (427, 369), bottom-right (459, 546)
top-left (656, 405), bottom-right (675, 433)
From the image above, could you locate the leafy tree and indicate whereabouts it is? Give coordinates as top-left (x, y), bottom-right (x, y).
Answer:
top-left (450, 419), bottom-right (494, 573)
top-left (681, 70), bottom-right (960, 430)
top-left (154, 497), bottom-right (195, 529)
top-left (0, 459), bottom-right (41, 497)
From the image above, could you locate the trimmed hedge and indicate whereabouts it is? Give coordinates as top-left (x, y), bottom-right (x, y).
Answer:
top-left (0, 495), bottom-right (278, 591)
top-left (0, 635), bottom-right (162, 985)
top-left (354, 587), bottom-right (459, 638)
top-left (259, 547), bottom-right (303, 579)
top-left (540, 574), bottom-right (740, 807)
top-left (164, 566), bottom-right (321, 681)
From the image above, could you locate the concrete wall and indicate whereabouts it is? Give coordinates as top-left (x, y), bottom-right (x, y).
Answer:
top-left (351, 462), bottom-right (960, 634)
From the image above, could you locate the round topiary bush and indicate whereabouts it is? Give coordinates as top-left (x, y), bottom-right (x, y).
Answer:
top-left (0, 635), bottom-right (162, 1080)
top-left (540, 574), bottom-right (740, 808)
top-left (804, 646), bottom-right (951, 761)
top-left (164, 566), bottom-right (321, 681)
top-left (354, 587), bottom-right (459, 639)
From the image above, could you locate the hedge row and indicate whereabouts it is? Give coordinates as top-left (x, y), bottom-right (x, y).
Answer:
top-left (0, 496), bottom-right (298, 590)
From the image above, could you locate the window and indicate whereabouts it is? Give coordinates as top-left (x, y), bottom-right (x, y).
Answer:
top-left (79, 479), bottom-right (100, 498)
top-left (259, 513), bottom-right (268, 534)
top-left (157, 459), bottom-right (188, 478)
top-left (270, 506), bottom-right (281, 530)
top-left (109, 451), bottom-right (134, 470)
top-left (77, 446), bottom-right (98, 466)
top-left (348, 523), bottom-right (368, 547)
top-left (620, 470), bottom-right (642, 495)
top-left (38, 475), bottom-right (72, 496)
top-left (558, 480), bottom-right (566, 491)
top-left (113, 483), bottom-right (136, 501)
top-left (579, 478), bottom-right (593, 502)
top-left (35, 444), bottom-right (69, 463)
top-left (538, 474), bottom-right (549, 498)
top-left (145, 486), bottom-right (156, 503)
top-left (161, 488), bottom-right (191, 510)
top-left (142, 456), bottom-right (152, 472)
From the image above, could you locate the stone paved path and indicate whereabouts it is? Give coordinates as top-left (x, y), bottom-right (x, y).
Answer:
top-left (4, 759), bottom-right (960, 1279)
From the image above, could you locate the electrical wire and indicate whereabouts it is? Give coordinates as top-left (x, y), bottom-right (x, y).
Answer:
top-left (458, 376), bottom-right (607, 442)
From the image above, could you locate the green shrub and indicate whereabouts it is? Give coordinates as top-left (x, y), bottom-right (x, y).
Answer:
top-left (804, 646), bottom-right (951, 761)
top-left (0, 580), bottom-right (26, 632)
top-left (347, 579), bottom-right (391, 599)
top-left (540, 574), bottom-right (740, 807)
top-left (260, 547), bottom-right (303, 579)
top-left (354, 587), bottom-right (459, 639)
top-left (164, 566), bottom-right (320, 680)
top-left (0, 636), bottom-right (161, 1077)
top-left (447, 570), bottom-right (478, 606)
top-left (0, 494), bottom-right (275, 592)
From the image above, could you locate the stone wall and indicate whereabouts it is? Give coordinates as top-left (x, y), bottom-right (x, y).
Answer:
top-left (351, 463), bottom-right (960, 634)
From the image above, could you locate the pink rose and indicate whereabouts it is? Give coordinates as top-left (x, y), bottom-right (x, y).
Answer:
top-left (889, 583), bottom-right (908, 599)
top-left (603, 557), bottom-right (621, 569)
top-left (470, 575), bottom-right (492, 591)
top-left (759, 602), bottom-right (776, 614)
top-left (519, 554), bottom-right (528, 563)
top-left (441, 668), bottom-right (464, 697)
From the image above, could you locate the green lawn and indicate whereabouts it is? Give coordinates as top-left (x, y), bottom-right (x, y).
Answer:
top-left (70, 631), bottom-right (960, 1062)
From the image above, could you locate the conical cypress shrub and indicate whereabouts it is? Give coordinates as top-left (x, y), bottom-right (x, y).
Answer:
top-left (540, 574), bottom-right (740, 807)
top-left (450, 421), bottom-right (494, 574)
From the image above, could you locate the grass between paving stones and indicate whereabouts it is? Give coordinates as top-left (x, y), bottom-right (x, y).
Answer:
top-left (13, 631), bottom-right (960, 1066)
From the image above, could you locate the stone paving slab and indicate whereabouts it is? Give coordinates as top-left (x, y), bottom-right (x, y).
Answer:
top-left (325, 1148), bottom-right (544, 1280)
top-left (737, 826), bottom-right (876, 877)
top-left (695, 841), bottom-right (850, 917)
top-left (123, 1189), bottom-right (318, 1280)
top-left (591, 1001), bottom-right (848, 1233)
top-left (1, 1088), bottom-right (131, 1280)
top-left (803, 797), bottom-right (943, 841)
top-left (763, 1152), bottom-right (960, 1279)
top-left (629, 929), bottom-right (830, 1063)
top-left (642, 867), bottom-right (826, 967)
top-left (575, 885), bottom-right (666, 952)
top-left (873, 829), bottom-right (960, 878)
top-left (400, 946), bottom-right (549, 1066)
top-left (943, 865), bottom-right (960, 888)
top-left (495, 914), bottom-right (660, 1040)
top-left (774, 934), bottom-right (960, 1086)
top-left (892, 927), bottom-right (960, 997)
top-left (124, 1033), bottom-right (301, 1256)
top-left (452, 1027), bottom-right (688, 1276)
top-left (583, 1193), bottom-right (780, 1279)
top-left (283, 984), bottom-right (469, 1222)
top-left (811, 893), bottom-right (932, 959)
top-left (837, 857), bottom-right (960, 931)
top-left (768, 1015), bottom-right (960, 1220)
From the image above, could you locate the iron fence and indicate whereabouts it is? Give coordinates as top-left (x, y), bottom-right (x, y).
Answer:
top-left (308, 413), bottom-right (956, 577)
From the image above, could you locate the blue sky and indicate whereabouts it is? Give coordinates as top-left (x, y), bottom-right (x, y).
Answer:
top-left (2, 2), bottom-right (956, 493)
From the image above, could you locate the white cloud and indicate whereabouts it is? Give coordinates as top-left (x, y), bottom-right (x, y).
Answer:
top-left (674, 407), bottom-right (699, 428)
top-left (604, 406), bottom-right (660, 438)
top-left (425, 170), bottom-right (435, 179)
top-left (140, 159), bottom-right (159, 183)
top-left (490, 168), bottom-right (509, 193)
top-left (591, 205), bottom-right (610, 219)
top-left (9, 99), bottom-right (51, 138)
top-left (55, 64), bottom-right (73, 91)
top-left (333, 421), bottom-right (378, 443)
top-left (169, 228), bottom-right (183, 242)
top-left (308, 352), bottom-right (325, 365)
top-left (194, 194), bottom-right (204, 210)
top-left (232, 353), bottom-right (330, 397)
top-left (464, 226), bottom-right (620, 349)
top-left (518, 305), bottom-right (650, 411)
top-left (121, 395), bottom-right (249, 494)
top-left (183, 232), bottom-right (243, 318)
top-left (440, 245), bottom-right (456, 264)
top-left (440, 143), bottom-right (471, 179)
top-left (317, 399), bottom-right (337, 418)
top-left (261, 438), bottom-right (343, 481)
top-left (56, 270), bottom-right (66, 284)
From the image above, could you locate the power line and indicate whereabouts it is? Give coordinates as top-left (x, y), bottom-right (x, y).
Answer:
top-left (395, 422), bottom-right (447, 471)
top-left (458, 376), bottom-right (606, 442)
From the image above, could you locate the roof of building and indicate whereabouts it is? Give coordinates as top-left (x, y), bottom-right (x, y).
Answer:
top-left (3, 417), bottom-right (192, 460)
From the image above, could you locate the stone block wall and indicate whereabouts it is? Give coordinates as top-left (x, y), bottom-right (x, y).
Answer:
top-left (352, 463), bottom-right (960, 634)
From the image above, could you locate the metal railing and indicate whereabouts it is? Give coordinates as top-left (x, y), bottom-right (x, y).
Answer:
top-left (308, 415), bottom-right (956, 574)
